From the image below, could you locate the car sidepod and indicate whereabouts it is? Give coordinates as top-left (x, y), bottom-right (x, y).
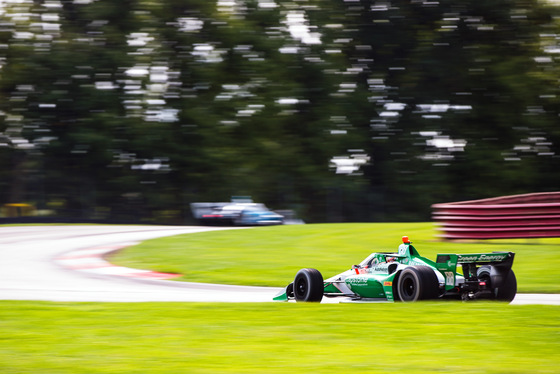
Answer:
top-left (343, 272), bottom-right (397, 300)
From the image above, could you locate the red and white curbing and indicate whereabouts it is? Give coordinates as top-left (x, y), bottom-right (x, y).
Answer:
top-left (55, 242), bottom-right (182, 280)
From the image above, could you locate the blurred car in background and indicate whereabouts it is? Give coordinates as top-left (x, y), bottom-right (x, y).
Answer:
top-left (190, 198), bottom-right (285, 226)
top-left (235, 205), bottom-right (284, 226)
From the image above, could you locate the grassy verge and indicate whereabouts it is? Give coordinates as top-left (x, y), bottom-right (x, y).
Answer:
top-left (109, 222), bottom-right (560, 293)
top-left (0, 301), bottom-right (558, 373)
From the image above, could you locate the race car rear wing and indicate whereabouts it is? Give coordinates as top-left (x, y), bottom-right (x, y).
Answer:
top-left (435, 251), bottom-right (515, 291)
top-left (436, 252), bottom-right (514, 267)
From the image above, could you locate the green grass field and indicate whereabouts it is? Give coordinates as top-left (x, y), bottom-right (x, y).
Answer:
top-left (0, 301), bottom-right (558, 373)
top-left (3, 223), bottom-right (560, 373)
top-left (110, 222), bottom-right (560, 293)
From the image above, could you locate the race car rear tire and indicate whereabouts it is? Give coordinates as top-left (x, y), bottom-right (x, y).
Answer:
top-left (397, 266), bottom-right (439, 302)
top-left (496, 269), bottom-right (517, 302)
top-left (294, 268), bottom-right (323, 302)
top-left (478, 266), bottom-right (517, 302)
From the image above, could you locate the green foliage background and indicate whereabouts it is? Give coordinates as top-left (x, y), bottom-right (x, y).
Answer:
top-left (1, 1), bottom-right (560, 223)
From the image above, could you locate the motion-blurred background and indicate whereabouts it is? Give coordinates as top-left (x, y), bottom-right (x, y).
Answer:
top-left (1, 0), bottom-right (559, 224)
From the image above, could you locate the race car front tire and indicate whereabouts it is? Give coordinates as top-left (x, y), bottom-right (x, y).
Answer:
top-left (397, 266), bottom-right (439, 302)
top-left (294, 268), bottom-right (323, 302)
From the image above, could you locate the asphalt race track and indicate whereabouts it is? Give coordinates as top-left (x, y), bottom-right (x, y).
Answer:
top-left (0, 225), bottom-right (281, 302)
top-left (0, 225), bottom-right (558, 305)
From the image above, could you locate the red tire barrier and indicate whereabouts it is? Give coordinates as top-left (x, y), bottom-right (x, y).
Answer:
top-left (432, 192), bottom-right (560, 240)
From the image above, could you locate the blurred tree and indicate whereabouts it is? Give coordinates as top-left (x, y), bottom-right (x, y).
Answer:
top-left (326, 0), bottom-right (560, 220)
top-left (130, 0), bottom-right (354, 221)
top-left (0, 0), bottom-right (559, 223)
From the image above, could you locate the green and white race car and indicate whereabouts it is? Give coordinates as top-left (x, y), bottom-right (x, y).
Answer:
top-left (274, 236), bottom-right (517, 303)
